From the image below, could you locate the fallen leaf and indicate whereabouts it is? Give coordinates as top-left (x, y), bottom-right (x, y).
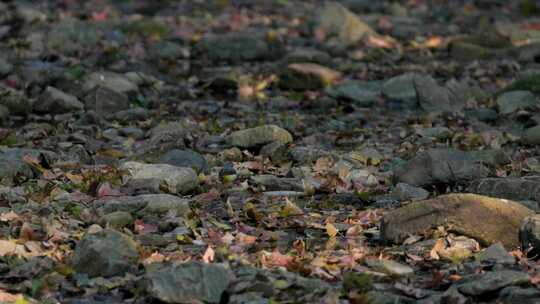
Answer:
top-left (0, 289), bottom-right (22, 302)
top-left (430, 239), bottom-right (445, 260)
top-left (326, 222), bottom-right (338, 238)
top-left (203, 246), bottom-right (215, 263)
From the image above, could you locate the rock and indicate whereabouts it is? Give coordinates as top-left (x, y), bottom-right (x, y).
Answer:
top-left (380, 193), bottom-right (535, 248)
top-left (83, 72), bottom-right (138, 96)
top-left (500, 73), bottom-right (540, 95)
top-left (519, 215), bottom-right (540, 257)
top-left (0, 148), bottom-right (44, 185)
top-left (0, 88), bottom-right (32, 115)
top-left (468, 177), bottom-right (540, 208)
top-left (500, 286), bottom-right (540, 304)
top-left (260, 141), bottom-right (290, 164)
top-left (395, 148), bottom-right (507, 187)
top-left (413, 75), bottom-right (467, 113)
top-left (72, 229), bottom-right (139, 278)
top-left (114, 107), bottom-right (150, 123)
top-left (196, 30), bottom-right (284, 63)
top-left (158, 149), bottom-right (208, 174)
top-left (138, 121), bottom-right (188, 159)
top-left (449, 40), bottom-right (496, 61)
top-left (418, 127), bottom-right (452, 140)
top-left (457, 270), bottom-right (530, 296)
top-left (251, 175), bottom-right (304, 191)
top-left (522, 125), bottom-right (540, 145)
top-left (466, 108), bottom-right (499, 122)
top-left (315, 1), bottom-right (375, 47)
top-left (364, 259), bottom-right (413, 276)
top-left (391, 183), bottom-right (429, 201)
top-left (147, 262), bottom-right (230, 304)
top-left (280, 48), bottom-right (332, 66)
top-left (381, 73), bottom-right (418, 108)
top-left (326, 81), bottom-right (381, 106)
top-left (35, 86), bottom-right (84, 114)
top-left (98, 211), bottom-right (134, 229)
top-left (84, 86), bottom-right (129, 117)
top-left (280, 63), bottom-right (342, 90)
top-left (100, 194), bottom-right (190, 217)
top-left (121, 162), bottom-right (198, 194)
top-left (228, 125), bottom-right (293, 148)
top-left (475, 242), bottom-right (515, 265)
top-left (497, 91), bottom-right (537, 115)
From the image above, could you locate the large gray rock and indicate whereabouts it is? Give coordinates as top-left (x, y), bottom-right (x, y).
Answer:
top-left (468, 177), bottom-right (540, 207)
top-left (497, 90), bottom-right (537, 115)
top-left (228, 125), bottom-right (293, 148)
top-left (158, 149), bottom-right (208, 173)
top-left (395, 148), bottom-right (508, 187)
top-left (100, 194), bottom-right (190, 216)
top-left (83, 71), bottom-right (138, 96)
top-left (121, 162), bottom-right (198, 194)
top-left (84, 86), bottom-right (129, 117)
top-left (414, 76), bottom-right (469, 113)
top-left (35, 86), bottom-right (84, 114)
top-left (500, 286), bottom-right (540, 304)
top-left (381, 73), bottom-right (417, 107)
top-left (0, 148), bottom-right (43, 185)
top-left (457, 270), bottom-right (530, 296)
top-left (72, 229), bottom-right (139, 278)
top-left (327, 81), bottom-right (381, 106)
top-left (147, 262), bottom-right (230, 304)
top-left (0, 88), bottom-right (32, 115)
top-left (523, 125), bottom-right (540, 145)
top-left (381, 193), bottom-right (534, 248)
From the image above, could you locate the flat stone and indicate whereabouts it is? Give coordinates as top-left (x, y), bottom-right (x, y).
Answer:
top-left (35, 86), bottom-right (84, 114)
top-left (391, 183), bottom-right (429, 202)
top-left (72, 229), bottom-right (139, 278)
top-left (380, 193), bottom-right (535, 248)
top-left (497, 90), bottom-right (537, 115)
top-left (280, 63), bottom-right (342, 90)
top-left (228, 125), bottom-right (293, 148)
top-left (121, 162), bottom-right (198, 194)
top-left (158, 149), bottom-right (208, 174)
top-left (458, 270), bottom-right (530, 296)
top-left (365, 259), bottom-right (413, 276)
top-left (147, 262), bottom-right (230, 304)
top-left (475, 242), bottom-right (515, 265)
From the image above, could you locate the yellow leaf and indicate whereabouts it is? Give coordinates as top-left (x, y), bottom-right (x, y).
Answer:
top-left (281, 197), bottom-right (304, 217)
top-left (326, 223), bottom-right (338, 238)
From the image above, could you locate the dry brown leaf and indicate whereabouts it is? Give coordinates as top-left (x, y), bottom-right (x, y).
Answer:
top-left (430, 239), bottom-right (445, 260)
top-left (0, 211), bottom-right (18, 222)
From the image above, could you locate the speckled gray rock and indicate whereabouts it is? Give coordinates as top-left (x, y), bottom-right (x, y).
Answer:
top-left (497, 90), bottom-right (537, 115)
top-left (99, 194), bottom-right (191, 217)
top-left (457, 270), bottom-right (529, 296)
top-left (72, 229), bottom-right (139, 278)
top-left (147, 262), bottom-right (230, 304)
top-left (159, 149), bottom-right (208, 173)
top-left (121, 162), bottom-right (198, 194)
top-left (228, 125), bottom-right (293, 148)
top-left (35, 86), bottom-right (84, 114)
